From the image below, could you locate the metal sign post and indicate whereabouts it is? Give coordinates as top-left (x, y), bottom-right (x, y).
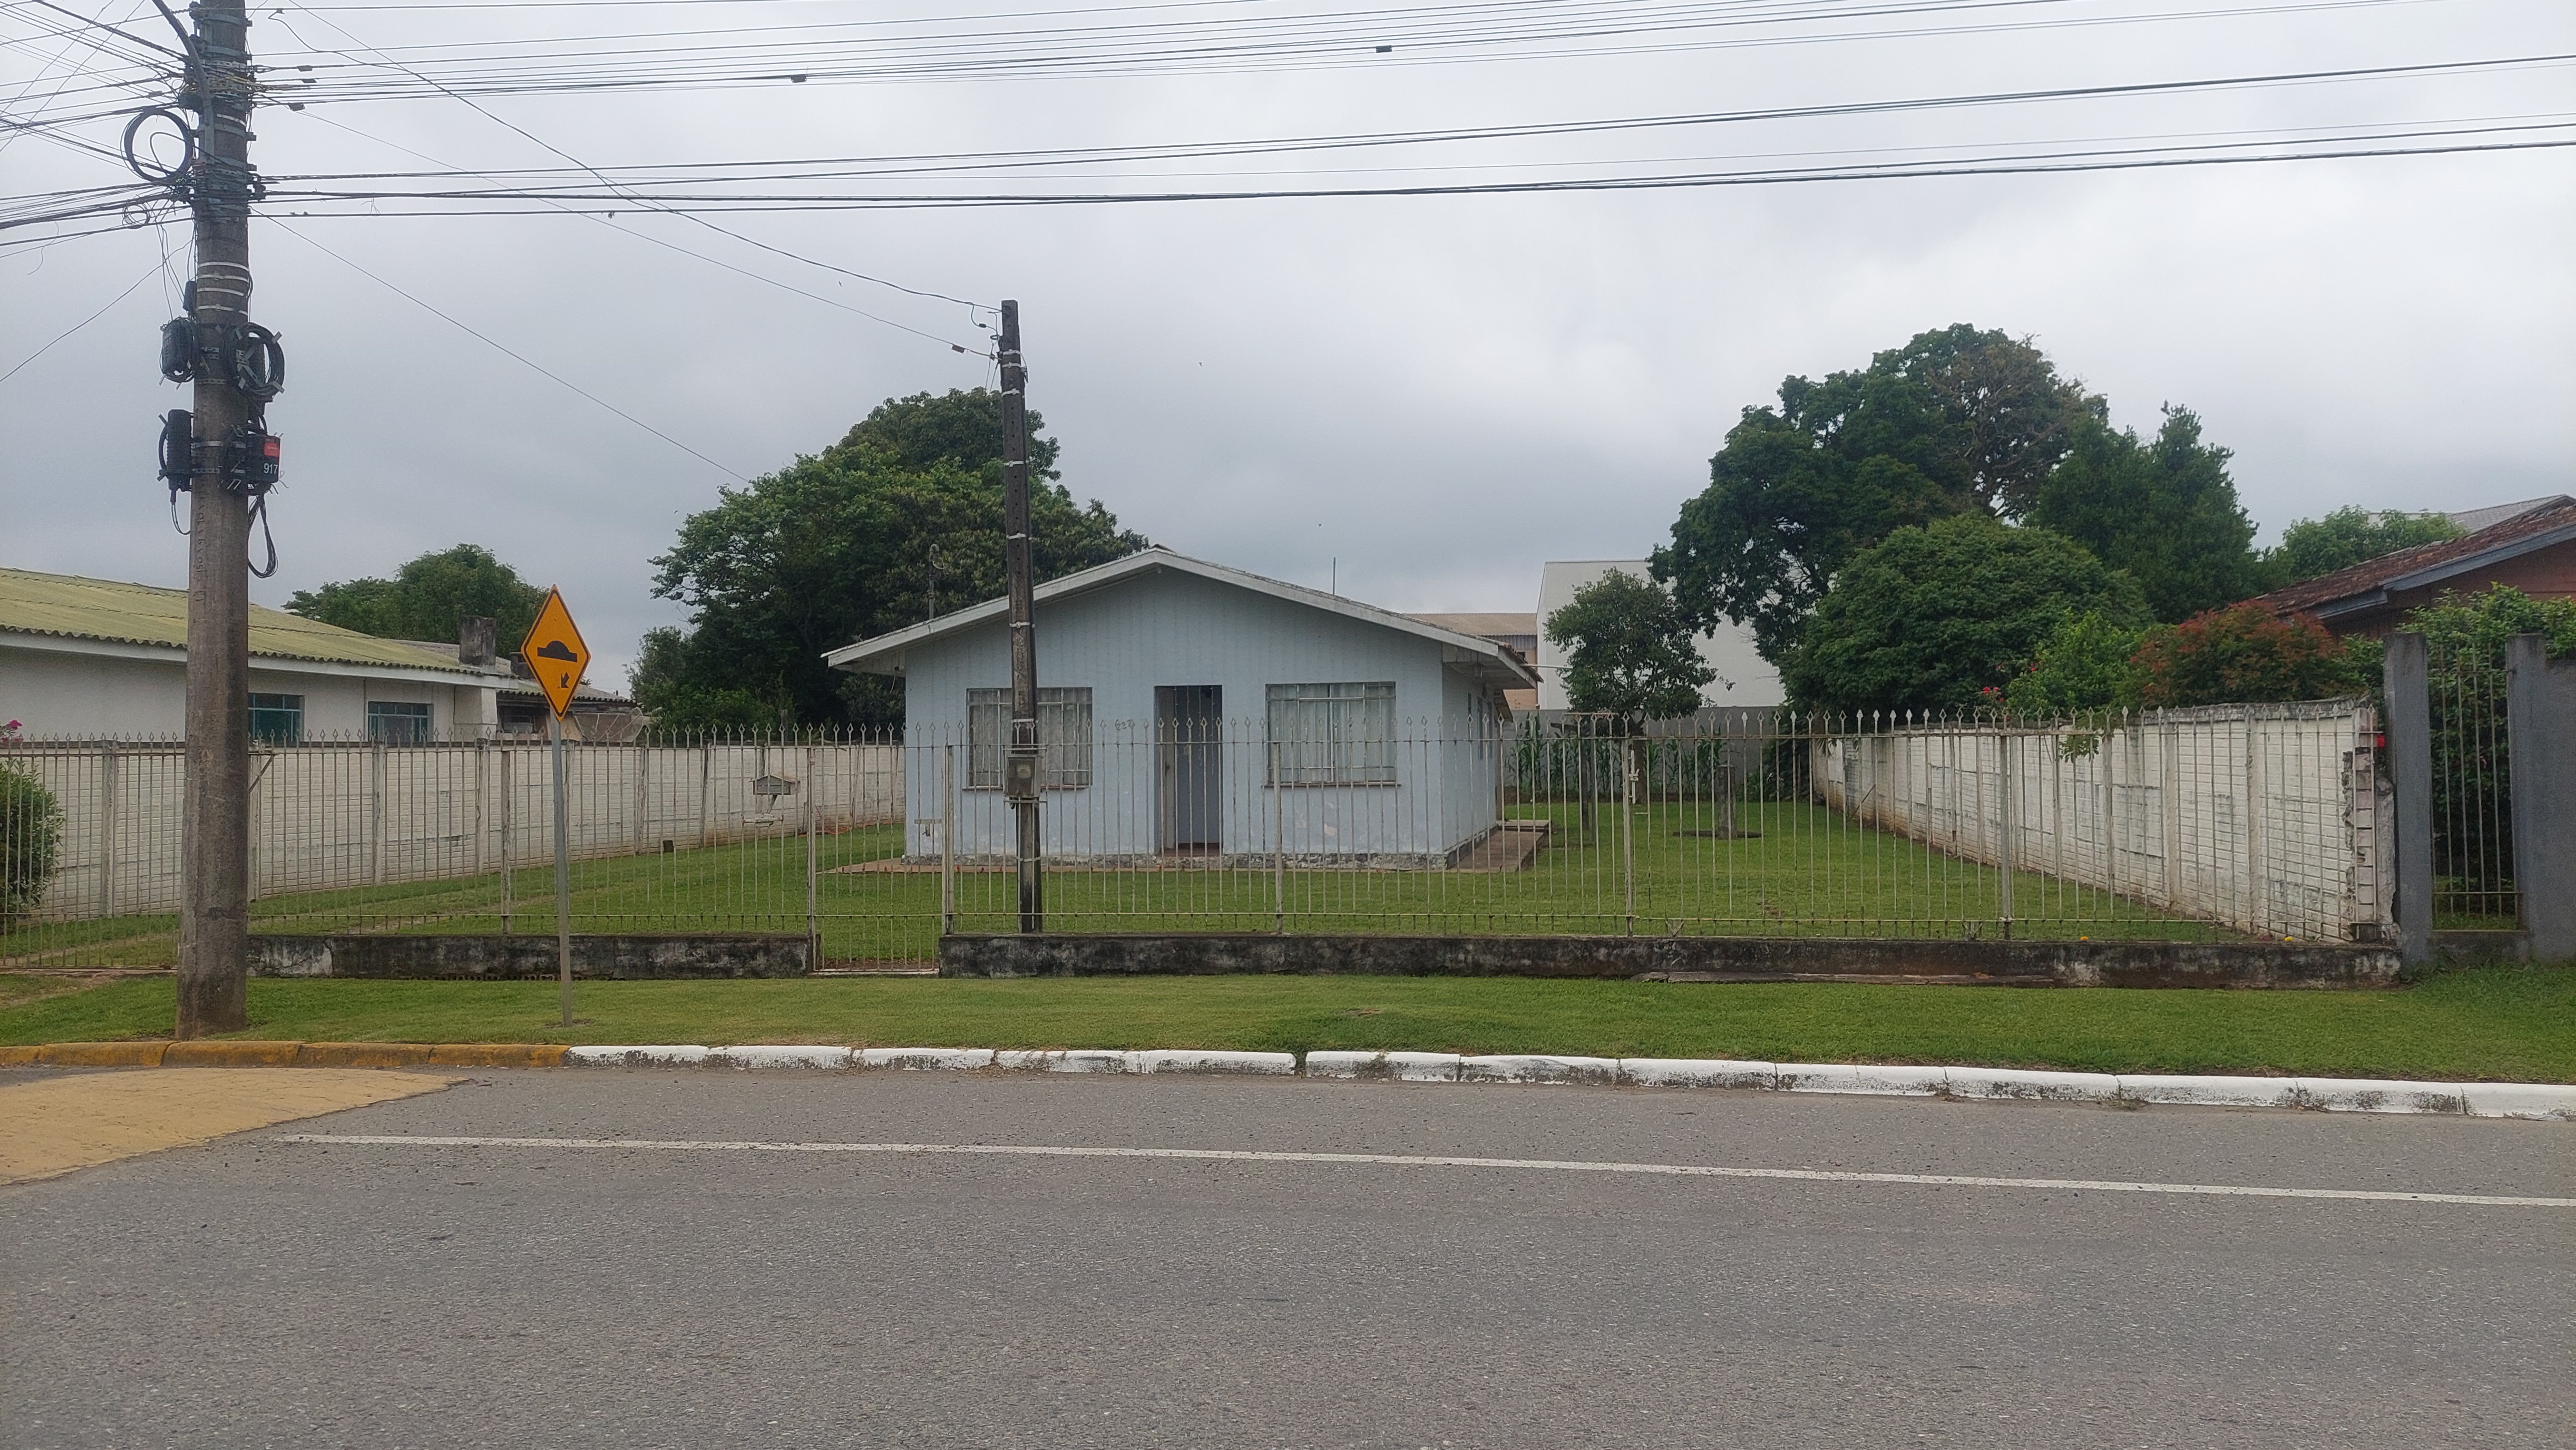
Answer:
top-left (520, 589), bottom-right (591, 1031)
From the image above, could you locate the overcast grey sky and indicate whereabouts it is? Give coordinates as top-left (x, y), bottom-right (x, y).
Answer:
top-left (6, 0), bottom-right (2571, 682)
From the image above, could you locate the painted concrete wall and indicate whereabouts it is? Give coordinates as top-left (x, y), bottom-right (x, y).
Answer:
top-left (4, 738), bottom-right (904, 923)
top-left (1, 640), bottom-right (497, 740)
top-left (894, 568), bottom-right (1506, 861)
top-left (1814, 699), bottom-right (2384, 941)
top-left (1533, 561), bottom-right (1782, 711)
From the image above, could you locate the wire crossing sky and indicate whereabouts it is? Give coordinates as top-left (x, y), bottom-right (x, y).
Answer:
top-left (3, 0), bottom-right (2570, 680)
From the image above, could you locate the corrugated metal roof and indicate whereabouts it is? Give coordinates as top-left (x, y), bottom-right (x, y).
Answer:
top-left (1409, 612), bottom-right (1538, 638)
top-left (0, 567), bottom-right (487, 674)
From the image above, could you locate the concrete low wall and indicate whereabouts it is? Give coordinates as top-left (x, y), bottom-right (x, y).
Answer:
top-left (940, 933), bottom-right (2399, 989)
top-left (249, 934), bottom-right (811, 980)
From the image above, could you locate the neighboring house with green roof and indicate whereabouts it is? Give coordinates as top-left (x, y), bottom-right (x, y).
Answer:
top-left (0, 566), bottom-right (507, 742)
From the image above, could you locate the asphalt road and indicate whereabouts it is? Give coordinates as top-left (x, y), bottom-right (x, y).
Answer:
top-left (4, 1069), bottom-right (2570, 1449)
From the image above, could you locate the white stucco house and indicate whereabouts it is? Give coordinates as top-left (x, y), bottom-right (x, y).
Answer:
top-left (1534, 559), bottom-right (1783, 711)
top-left (0, 567), bottom-right (505, 741)
top-left (824, 548), bottom-right (1538, 865)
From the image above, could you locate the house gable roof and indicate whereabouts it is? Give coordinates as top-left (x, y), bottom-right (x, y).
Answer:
top-left (0, 566), bottom-right (496, 677)
top-left (2250, 496), bottom-right (2576, 621)
top-left (824, 547), bottom-right (1539, 687)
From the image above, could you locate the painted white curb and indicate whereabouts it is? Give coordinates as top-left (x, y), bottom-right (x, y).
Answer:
top-left (567, 1045), bottom-right (711, 1068)
top-left (1304, 1051), bottom-right (1462, 1082)
top-left (2113, 1075), bottom-right (2305, 1110)
top-left (1127, 1050), bottom-right (1298, 1076)
top-left (560, 1044), bottom-right (2570, 1120)
top-left (857, 1047), bottom-right (994, 1070)
top-left (2291, 1077), bottom-right (2469, 1115)
top-left (711, 1045), bottom-right (852, 1071)
top-left (1778, 1063), bottom-right (1947, 1096)
top-left (1945, 1067), bottom-right (2120, 1102)
top-left (2458, 1083), bottom-right (2576, 1122)
top-left (1619, 1058), bottom-right (1777, 1090)
top-left (1459, 1054), bottom-right (1619, 1086)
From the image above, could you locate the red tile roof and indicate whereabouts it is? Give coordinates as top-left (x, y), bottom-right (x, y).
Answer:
top-left (2250, 496), bottom-right (2576, 619)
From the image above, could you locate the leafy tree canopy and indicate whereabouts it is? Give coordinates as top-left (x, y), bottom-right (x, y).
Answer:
top-left (1655, 325), bottom-right (2101, 660)
top-left (639, 388), bottom-right (1146, 730)
top-left (2001, 610), bottom-right (2146, 718)
top-left (2265, 506), bottom-right (2466, 586)
top-left (286, 544), bottom-right (547, 647)
top-left (2029, 406), bottom-right (2261, 623)
top-left (1542, 570), bottom-right (1714, 724)
top-left (1780, 515), bottom-right (2149, 715)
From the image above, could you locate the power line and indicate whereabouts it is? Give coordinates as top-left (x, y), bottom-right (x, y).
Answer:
top-left (248, 129), bottom-right (2576, 214)
top-left (271, 218), bottom-right (745, 479)
top-left (253, 0), bottom-right (2456, 102)
top-left (269, 0), bottom-right (995, 334)
top-left (251, 52), bottom-right (2576, 191)
top-left (0, 251), bottom-right (164, 384)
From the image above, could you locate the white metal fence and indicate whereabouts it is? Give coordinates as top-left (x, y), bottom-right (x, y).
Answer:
top-left (0, 706), bottom-right (2390, 971)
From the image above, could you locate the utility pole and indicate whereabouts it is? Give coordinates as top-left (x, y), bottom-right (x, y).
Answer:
top-left (170, 0), bottom-right (270, 1037)
top-left (998, 301), bottom-right (1043, 931)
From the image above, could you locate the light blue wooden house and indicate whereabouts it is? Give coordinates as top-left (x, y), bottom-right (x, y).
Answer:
top-left (824, 548), bottom-right (1537, 866)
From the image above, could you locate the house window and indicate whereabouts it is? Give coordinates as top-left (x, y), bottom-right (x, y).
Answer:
top-left (1267, 682), bottom-right (1396, 784)
top-left (247, 693), bottom-right (303, 745)
top-left (367, 701), bottom-right (433, 745)
top-left (967, 688), bottom-right (1093, 789)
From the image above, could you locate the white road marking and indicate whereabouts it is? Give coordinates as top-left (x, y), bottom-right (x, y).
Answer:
top-left (270, 1135), bottom-right (2575, 1208)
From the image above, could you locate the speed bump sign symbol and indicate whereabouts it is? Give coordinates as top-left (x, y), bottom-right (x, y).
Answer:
top-left (520, 588), bottom-right (590, 720)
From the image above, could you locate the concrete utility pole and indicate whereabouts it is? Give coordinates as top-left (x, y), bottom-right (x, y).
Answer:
top-left (176, 0), bottom-right (262, 1037)
top-left (998, 300), bottom-right (1043, 931)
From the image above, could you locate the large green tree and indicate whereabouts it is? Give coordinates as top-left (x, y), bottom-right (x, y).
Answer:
top-left (1653, 324), bottom-right (2099, 661)
top-left (2264, 506), bottom-right (2465, 586)
top-left (1543, 570), bottom-right (1714, 725)
top-left (286, 544), bottom-right (547, 646)
top-left (639, 388), bottom-right (1146, 730)
top-left (2029, 406), bottom-right (2261, 623)
top-left (1781, 515), bottom-right (2150, 715)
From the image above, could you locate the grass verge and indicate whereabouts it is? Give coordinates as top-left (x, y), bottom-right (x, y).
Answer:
top-left (2, 966), bottom-right (2569, 1082)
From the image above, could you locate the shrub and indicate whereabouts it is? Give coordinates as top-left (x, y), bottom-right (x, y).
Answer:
top-left (0, 764), bottom-right (63, 927)
top-left (2000, 610), bottom-right (2146, 719)
top-left (2131, 604), bottom-right (2362, 708)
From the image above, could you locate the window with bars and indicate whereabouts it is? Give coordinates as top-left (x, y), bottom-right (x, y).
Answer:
top-left (366, 701), bottom-right (433, 745)
top-left (247, 693), bottom-right (303, 746)
top-left (1266, 682), bottom-right (1396, 785)
top-left (967, 687), bottom-right (1094, 789)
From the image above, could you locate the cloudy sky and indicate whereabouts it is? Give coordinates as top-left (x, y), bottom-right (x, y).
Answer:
top-left (6, 0), bottom-right (2571, 682)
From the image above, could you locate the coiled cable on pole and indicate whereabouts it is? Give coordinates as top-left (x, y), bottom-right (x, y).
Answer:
top-left (228, 322), bottom-right (283, 400)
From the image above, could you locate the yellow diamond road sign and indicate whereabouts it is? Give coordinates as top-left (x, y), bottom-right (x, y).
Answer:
top-left (520, 588), bottom-right (590, 720)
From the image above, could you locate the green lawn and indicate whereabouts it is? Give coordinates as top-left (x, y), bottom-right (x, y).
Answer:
top-left (4, 964), bottom-right (2568, 1082)
top-left (3, 802), bottom-right (2224, 971)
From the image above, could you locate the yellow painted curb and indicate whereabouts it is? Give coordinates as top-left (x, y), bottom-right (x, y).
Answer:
top-left (426, 1043), bottom-right (569, 1068)
top-left (37, 1041), bottom-right (169, 1068)
top-left (0, 1046), bottom-right (40, 1067)
top-left (165, 1040), bottom-right (305, 1068)
top-left (295, 1042), bottom-right (435, 1068)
